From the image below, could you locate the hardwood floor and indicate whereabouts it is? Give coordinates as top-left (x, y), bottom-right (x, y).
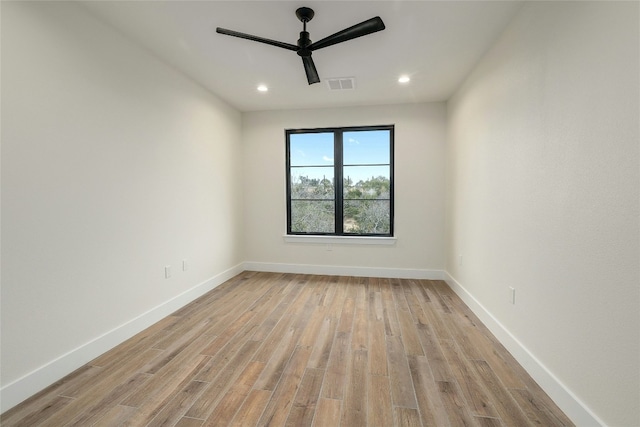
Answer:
top-left (1, 272), bottom-right (574, 426)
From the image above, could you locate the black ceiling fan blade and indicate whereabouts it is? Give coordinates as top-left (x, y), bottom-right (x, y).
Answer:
top-left (309, 16), bottom-right (385, 51)
top-left (302, 56), bottom-right (320, 85)
top-left (216, 27), bottom-right (299, 51)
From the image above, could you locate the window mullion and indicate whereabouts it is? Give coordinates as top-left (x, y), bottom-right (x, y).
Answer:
top-left (334, 130), bottom-right (344, 235)
top-left (286, 130), bottom-right (292, 234)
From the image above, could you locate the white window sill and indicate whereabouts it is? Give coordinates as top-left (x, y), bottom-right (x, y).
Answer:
top-left (283, 235), bottom-right (397, 245)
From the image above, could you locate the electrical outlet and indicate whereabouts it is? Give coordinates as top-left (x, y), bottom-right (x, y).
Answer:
top-left (458, 255), bottom-right (463, 266)
top-left (165, 266), bottom-right (171, 279)
top-left (509, 286), bottom-right (516, 304)
top-left (182, 259), bottom-right (188, 271)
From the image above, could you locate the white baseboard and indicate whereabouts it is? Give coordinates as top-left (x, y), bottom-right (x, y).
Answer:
top-left (0, 263), bottom-right (244, 413)
top-left (243, 261), bottom-right (444, 280)
top-left (443, 271), bottom-right (605, 427)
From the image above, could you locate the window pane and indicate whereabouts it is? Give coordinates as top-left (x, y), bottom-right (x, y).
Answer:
top-left (343, 166), bottom-right (390, 199)
top-left (290, 132), bottom-right (334, 166)
top-left (290, 167), bottom-right (334, 199)
top-left (291, 200), bottom-right (335, 233)
top-left (343, 130), bottom-right (390, 165)
top-left (343, 200), bottom-right (390, 234)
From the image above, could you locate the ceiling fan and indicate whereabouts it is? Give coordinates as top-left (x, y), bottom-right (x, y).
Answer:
top-left (216, 7), bottom-right (385, 85)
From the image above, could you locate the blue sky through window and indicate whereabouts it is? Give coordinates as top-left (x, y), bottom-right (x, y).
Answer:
top-left (290, 130), bottom-right (390, 183)
top-left (343, 130), bottom-right (390, 165)
top-left (290, 132), bottom-right (334, 167)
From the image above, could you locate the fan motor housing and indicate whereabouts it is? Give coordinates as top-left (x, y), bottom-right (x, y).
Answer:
top-left (297, 31), bottom-right (312, 56)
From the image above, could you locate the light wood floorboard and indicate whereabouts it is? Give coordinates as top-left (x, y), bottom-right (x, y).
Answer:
top-left (1, 271), bottom-right (574, 427)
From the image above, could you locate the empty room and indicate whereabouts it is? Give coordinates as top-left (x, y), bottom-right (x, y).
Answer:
top-left (1, 1), bottom-right (638, 426)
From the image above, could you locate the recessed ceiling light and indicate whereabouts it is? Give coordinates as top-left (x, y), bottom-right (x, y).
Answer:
top-left (398, 75), bottom-right (410, 83)
top-left (257, 84), bottom-right (268, 92)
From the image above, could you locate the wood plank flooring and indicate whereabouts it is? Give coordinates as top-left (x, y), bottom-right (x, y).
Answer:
top-left (1, 272), bottom-right (574, 427)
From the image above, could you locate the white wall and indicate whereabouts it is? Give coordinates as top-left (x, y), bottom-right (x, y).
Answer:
top-left (1, 1), bottom-right (243, 409)
top-left (242, 103), bottom-right (446, 277)
top-left (446, 2), bottom-right (639, 426)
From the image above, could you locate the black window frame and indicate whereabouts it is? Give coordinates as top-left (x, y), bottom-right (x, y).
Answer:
top-left (286, 124), bottom-right (394, 237)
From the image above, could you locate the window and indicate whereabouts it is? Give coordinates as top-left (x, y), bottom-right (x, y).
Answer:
top-left (286, 125), bottom-right (394, 236)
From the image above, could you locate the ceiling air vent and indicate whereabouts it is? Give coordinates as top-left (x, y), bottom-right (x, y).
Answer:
top-left (327, 77), bottom-right (356, 91)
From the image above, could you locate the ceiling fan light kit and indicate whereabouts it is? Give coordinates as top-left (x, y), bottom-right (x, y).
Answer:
top-left (216, 7), bottom-right (385, 85)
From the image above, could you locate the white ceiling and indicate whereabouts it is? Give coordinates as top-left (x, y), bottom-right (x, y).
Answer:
top-left (81, 1), bottom-right (523, 112)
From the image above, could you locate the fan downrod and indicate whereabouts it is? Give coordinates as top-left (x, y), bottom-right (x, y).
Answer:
top-left (295, 7), bottom-right (314, 23)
